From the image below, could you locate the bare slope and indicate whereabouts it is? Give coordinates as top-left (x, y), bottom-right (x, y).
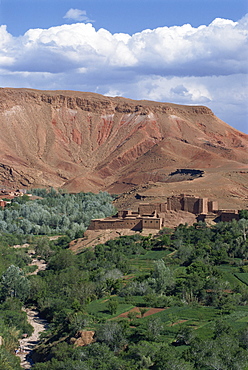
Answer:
top-left (0, 88), bottom-right (247, 208)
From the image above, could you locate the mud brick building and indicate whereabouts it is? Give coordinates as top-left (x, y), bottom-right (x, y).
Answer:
top-left (89, 194), bottom-right (240, 231)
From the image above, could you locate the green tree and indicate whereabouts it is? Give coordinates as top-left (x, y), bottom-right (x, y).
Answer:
top-left (145, 317), bottom-right (163, 342)
top-left (107, 299), bottom-right (118, 315)
top-left (239, 326), bottom-right (248, 349)
top-left (129, 341), bottom-right (158, 369)
top-left (213, 319), bottom-right (232, 339)
top-left (96, 321), bottom-right (126, 351)
top-left (239, 210), bottom-right (248, 220)
top-left (35, 236), bottom-right (53, 260)
top-left (47, 250), bottom-right (76, 271)
top-left (139, 307), bottom-right (148, 318)
top-left (155, 344), bottom-right (193, 370)
top-left (127, 311), bottom-right (138, 322)
top-left (151, 259), bottom-right (174, 294)
top-left (175, 326), bottom-right (195, 345)
top-left (1, 265), bottom-right (30, 302)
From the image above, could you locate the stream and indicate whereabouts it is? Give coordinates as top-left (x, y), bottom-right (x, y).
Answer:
top-left (16, 309), bottom-right (48, 369)
top-left (13, 244), bottom-right (48, 369)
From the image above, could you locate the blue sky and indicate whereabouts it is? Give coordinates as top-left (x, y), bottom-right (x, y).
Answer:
top-left (1, 0), bottom-right (247, 36)
top-left (0, 0), bottom-right (248, 133)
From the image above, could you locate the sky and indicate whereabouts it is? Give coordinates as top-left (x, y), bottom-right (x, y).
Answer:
top-left (0, 0), bottom-right (248, 133)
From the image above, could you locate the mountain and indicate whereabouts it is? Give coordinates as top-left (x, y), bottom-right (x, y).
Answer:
top-left (0, 88), bottom-right (247, 209)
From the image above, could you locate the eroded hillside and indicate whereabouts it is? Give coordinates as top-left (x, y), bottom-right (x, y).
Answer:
top-left (0, 88), bottom-right (247, 208)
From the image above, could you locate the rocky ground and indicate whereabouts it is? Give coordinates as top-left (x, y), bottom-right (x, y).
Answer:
top-left (13, 245), bottom-right (48, 369)
top-left (16, 309), bottom-right (48, 369)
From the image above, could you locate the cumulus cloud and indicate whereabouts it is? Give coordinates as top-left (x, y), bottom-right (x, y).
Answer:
top-left (63, 9), bottom-right (94, 23)
top-left (0, 14), bottom-right (247, 132)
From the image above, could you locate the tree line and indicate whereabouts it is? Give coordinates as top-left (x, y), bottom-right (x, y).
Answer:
top-left (0, 189), bottom-right (115, 239)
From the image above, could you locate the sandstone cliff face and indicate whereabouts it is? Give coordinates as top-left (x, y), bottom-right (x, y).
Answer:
top-left (0, 88), bottom-right (247, 196)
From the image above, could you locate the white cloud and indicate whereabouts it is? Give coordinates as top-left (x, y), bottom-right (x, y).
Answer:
top-left (0, 14), bottom-right (247, 133)
top-left (63, 9), bottom-right (94, 23)
top-left (0, 25), bottom-right (13, 47)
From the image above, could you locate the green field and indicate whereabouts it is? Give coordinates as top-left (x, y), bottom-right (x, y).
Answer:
top-left (137, 249), bottom-right (172, 260)
top-left (218, 264), bottom-right (244, 286)
top-left (235, 273), bottom-right (248, 286)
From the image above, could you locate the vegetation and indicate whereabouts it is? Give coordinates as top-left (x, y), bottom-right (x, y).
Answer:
top-left (0, 191), bottom-right (248, 369)
top-left (0, 189), bottom-right (115, 369)
top-left (0, 242), bottom-right (34, 369)
top-left (0, 189), bottom-right (115, 238)
top-left (29, 219), bottom-right (248, 369)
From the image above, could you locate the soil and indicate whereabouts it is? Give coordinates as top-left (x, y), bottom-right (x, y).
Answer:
top-left (170, 319), bottom-right (188, 326)
top-left (116, 306), bottom-right (166, 319)
top-left (69, 229), bottom-right (150, 253)
top-left (27, 255), bottom-right (46, 275)
top-left (113, 168), bottom-right (248, 211)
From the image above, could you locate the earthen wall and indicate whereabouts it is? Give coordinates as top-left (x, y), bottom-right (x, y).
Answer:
top-left (220, 212), bottom-right (239, 222)
top-left (138, 203), bottom-right (167, 215)
top-left (88, 195), bottom-right (223, 232)
top-left (208, 200), bottom-right (218, 213)
top-left (142, 218), bottom-right (162, 229)
top-left (183, 197), bottom-right (199, 213)
top-left (167, 196), bottom-right (183, 211)
top-left (199, 198), bottom-right (208, 214)
top-left (88, 218), bottom-right (142, 231)
top-left (167, 195), bottom-right (210, 214)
